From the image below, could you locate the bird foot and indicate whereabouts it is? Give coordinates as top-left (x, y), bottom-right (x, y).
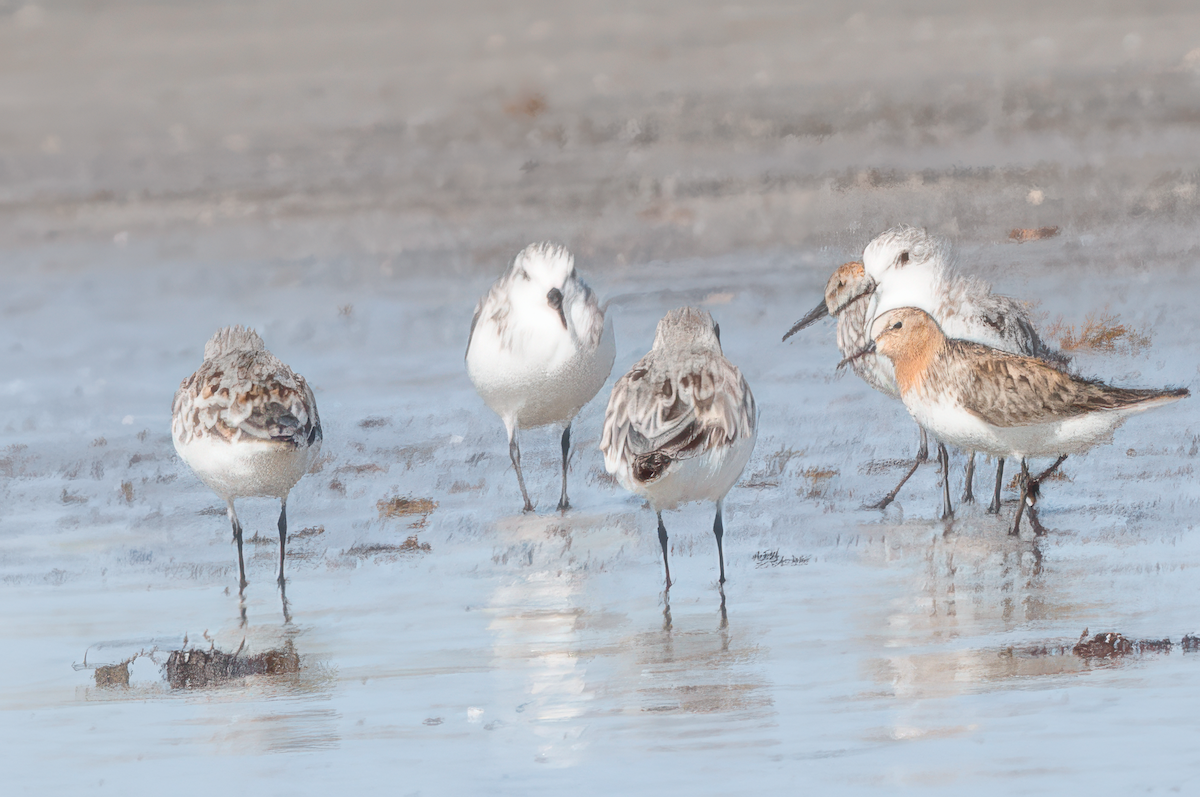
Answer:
top-left (864, 495), bottom-right (895, 511)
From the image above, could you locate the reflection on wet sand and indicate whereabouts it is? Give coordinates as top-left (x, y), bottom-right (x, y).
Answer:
top-left (488, 514), bottom-right (598, 766)
top-left (855, 515), bottom-right (1199, 707)
top-left (858, 516), bottom-right (1053, 638)
top-left (633, 591), bottom-right (770, 718)
top-left (487, 511), bottom-right (772, 764)
top-left (77, 620), bottom-right (339, 754)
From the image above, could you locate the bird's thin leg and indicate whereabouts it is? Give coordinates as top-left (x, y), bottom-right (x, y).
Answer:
top-left (507, 425), bottom-right (534, 513)
top-left (279, 578), bottom-right (292, 624)
top-left (961, 452), bottom-right (976, 503)
top-left (939, 443), bottom-right (954, 520)
top-left (1011, 459), bottom-right (1031, 536)
top-left (277, 497), bottom-right (288, 587)
top-left (1027, 455), bottom-right (1067, 506)
top-left (228, 501), bottom-right (247, 594)
top-left (1026, 455), bottom-right (1068, 537)
top-left (657, 511), bottom-right (672, 590)
top-left (712, 500), bottom-right (726, 585)
top-left (916, 427), bottom-right (930, 463)
top-left (867, 460), bottom-right (920, 510)
top-left (988, 458), bottom-right (1005, 515)
top-left (557, 423), bottom-right (571, 512)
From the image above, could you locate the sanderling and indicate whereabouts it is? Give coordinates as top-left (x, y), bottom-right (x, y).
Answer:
top-left (466, 243), bottom-right (615, 512)
top-left (861, 225), bottom-right (1068, 516)
top-left (783, 260), bottom-right (931, 508)
top-left (600, 307), bottom-right (757, 587)
top-left (172, 325), bottom-right (322, 592)
top-left (862, 307), bottom-right (1188, 534)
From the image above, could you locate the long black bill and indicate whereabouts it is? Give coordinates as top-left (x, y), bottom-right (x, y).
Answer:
top-left (837, 341), bottom-right (876, 370)
top-left (782, 299), bottom-right (829, 342)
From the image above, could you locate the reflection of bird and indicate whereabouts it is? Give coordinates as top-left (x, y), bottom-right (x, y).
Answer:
top-left (861, 225), bottom-right (1068, 516)
top-left (783, 260), bottom-right (930, 508)
top-left (865, 307), bottom-right (1188, 534)
top-left (172, 326), bottom-right (322, 592)
top-left (467, 243), bottom-right (615, 513)
top-left (601, 307), bottom-right (757, 587)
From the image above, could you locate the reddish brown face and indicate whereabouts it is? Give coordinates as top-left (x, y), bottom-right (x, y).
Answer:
top-left (871, 307), bottom-right (944, 394)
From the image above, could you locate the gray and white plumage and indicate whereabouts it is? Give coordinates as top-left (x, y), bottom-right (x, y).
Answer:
top-left (602, 307), bottom-right (757, 507)
top-left (172, 325), bottom-right (322, 591)
top-left (601, 307), bottom-right (756, 586)
top-left (173, 326), bottom-right (322, 497)
top-left (863, 225), bottom-right (1067, 366)
top-left (466, 242), bottom-right (615, 511)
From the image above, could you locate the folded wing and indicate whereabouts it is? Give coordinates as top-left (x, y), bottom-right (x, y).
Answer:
top-left (603, 351), bottom-right (755, 483)
top-left (952, 341), bottom-right (1183, 428)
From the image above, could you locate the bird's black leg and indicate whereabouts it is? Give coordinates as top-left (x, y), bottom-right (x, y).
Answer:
top-left (713, 501), bottom-right (726, 585)
top-left (939, 443), bottom-right (954, 520)
top-left (962, 452), bottom-right (976, 503)
top-left (917, 427), bottom-right (930, 463)
top-left (228, 501), bottom-right (248, 594)
top-left (1011, 459), bottom-right (1031, 535)
top-left (277, 497), bottom-right (288, 587)
top-left (657, 511), bottom-right (672, 589)
top-left (988, 458), bottom-right (1005, 515)
top-left (867, 460), bottom-right (920, 510)
top-left (557, 423), bottom-right (571, 512)
top-left (1026, 455), bottom-right (1067, 537)
top-left (507, 426), bottom-right (534, 512)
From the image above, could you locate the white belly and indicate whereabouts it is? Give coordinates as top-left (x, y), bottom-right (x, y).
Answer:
top-left (618, 432), bottom-right (757, 511)
top-left (907, 396), bottom-right (1151, 460)
top-left (174, 435), bottom-right (319, 501)
top-left (468, 317), bottom-right (616, 429)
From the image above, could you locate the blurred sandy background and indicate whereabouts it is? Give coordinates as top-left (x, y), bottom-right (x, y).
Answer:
top-left (2, 0), bottom-right (1199, 272)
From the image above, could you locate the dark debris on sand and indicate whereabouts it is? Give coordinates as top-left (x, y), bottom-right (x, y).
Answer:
top-left (165, 640), bottom-right (300, 689)
top-left (1071, 629), bottom-right (1174, 659)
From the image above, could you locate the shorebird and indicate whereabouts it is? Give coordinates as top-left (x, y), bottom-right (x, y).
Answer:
top-left (466, 242), bottom-right (615, 512)
top-left (861, 225), bottom-right (1069, 516)
top-left (783, 260), bottom-right (930, 508)
top-left (861, 307), bottom-right (1188, 534)
top-left (172, 325), bottom-right (322, 592)
top-left (600, 307), bottom-right (757, 587)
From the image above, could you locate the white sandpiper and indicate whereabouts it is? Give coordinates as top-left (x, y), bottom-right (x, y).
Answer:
top-left (466, 242), bottom-right (615, 512)
top-left (600, 307), bottom-right (757, 587)
top-left (861, 225), bottom-right (1069, 516)
top-left (863, 307), bottom-right (1188, 534)
top-left (172, 325), bottom-right (323, 592)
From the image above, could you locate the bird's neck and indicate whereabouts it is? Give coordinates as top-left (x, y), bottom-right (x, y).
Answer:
top-left (893, 335), bottom-right (944, 398)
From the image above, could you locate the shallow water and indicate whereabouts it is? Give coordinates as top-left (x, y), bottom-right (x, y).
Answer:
top-left (3, 0), bottom-right (1200, 792)
top-left (1, 227), bottom-right (1197, 794)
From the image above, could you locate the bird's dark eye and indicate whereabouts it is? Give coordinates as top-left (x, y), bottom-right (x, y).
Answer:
top-left (836, 280), bottom-right (845, 289)
top-left (547, 287), bottom-right (563, 308)
top-left (891, 321), bottom-right (903, 330)
top-left (898, 251), bottom-right (909, 266)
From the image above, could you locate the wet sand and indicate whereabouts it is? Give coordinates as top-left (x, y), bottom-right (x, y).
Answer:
top-left (1, 1), bottom-right (1199, 794)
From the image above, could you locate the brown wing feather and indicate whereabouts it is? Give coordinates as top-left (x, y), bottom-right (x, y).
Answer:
top-left (944, 341), bottom-right (1181, 428)
top-left (174, 350), bottom-right (321, 447)
top-left (603, 348), bottom-right (755, 483)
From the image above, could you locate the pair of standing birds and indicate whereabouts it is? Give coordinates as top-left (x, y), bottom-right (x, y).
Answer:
top-left (785, 225), bottom-right (1188, 533)
top-left (465, 243), bottom-right (757, 588)
top-left (169, 228), bottom-right (1187, 594)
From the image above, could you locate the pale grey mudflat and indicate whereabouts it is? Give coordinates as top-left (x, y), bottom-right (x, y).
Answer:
top-left (1, 1), bottom-right (1199, 794)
